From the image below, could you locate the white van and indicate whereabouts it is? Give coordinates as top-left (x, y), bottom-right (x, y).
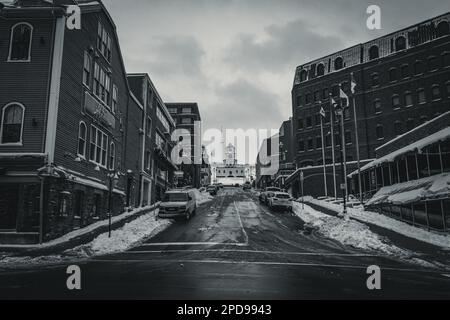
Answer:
top-left (159, 190), bottom-right (197, 220)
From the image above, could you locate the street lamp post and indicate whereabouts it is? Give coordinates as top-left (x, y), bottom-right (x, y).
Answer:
top-left (107, 170), bottom-right (119, 238)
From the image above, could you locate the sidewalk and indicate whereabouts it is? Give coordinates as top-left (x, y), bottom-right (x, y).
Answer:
top-left (302, 199), bottom-right (450, 264)
top-left (0, 203), bottom-right (160, 257)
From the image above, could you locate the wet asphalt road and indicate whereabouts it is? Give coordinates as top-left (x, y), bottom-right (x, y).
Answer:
top-left (0, 187), bottom-right (449, 299)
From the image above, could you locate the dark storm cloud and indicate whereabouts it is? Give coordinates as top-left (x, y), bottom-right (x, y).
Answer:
top-left (204, 78), bottom-right (286, 131)
top-left (224, 19), bottom-right (345, 72)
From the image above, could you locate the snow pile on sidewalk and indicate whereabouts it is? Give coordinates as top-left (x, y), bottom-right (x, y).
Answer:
top-left (307, 198), bottom-right (450, 249)
top-left (79, 210), bottom-right (172, 256)
top-left (293, 202), bottom-right (407, 256)
top-left (191, 189), bottom-right (214, 206)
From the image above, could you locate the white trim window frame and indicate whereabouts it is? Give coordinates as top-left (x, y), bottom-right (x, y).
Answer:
top-left (83, 51), bottom-right (92, 88)
top-left (8, 22), bottom-right (33, 62)
top-left (104, 73), bottom-right (111, 106)
top-left (0, 102), bottom-right (25, 145)
top-left (112, 84), bottom-right (118, 113)
top-left (89, 125), bottom-right (108, 168)
top-left (93, 62), bottom-right (100, 97)
top-left (77, 121), bottom-right (87, 158)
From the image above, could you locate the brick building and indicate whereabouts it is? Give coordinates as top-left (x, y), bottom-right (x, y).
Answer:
top-left (127, 74), bottom-right (178, 203)
top-left (165, 103), bottom-right (203, 188)
top-left (286, 12), bottom-right (450, 198)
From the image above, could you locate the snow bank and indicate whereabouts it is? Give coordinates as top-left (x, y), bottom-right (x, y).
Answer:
top-left (191, 189), bottom-right (214, 206)
top-left (84, 210), bottom-right (171, 255)
top-left (366, 173), bottom-right (450, 206)
top-left (307, 198), bottom-right (450, 249)
top-left (292, 203), bottom-right (407, 256)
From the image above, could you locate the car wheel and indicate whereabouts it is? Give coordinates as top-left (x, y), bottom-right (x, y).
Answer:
top-left (185, 211), bottom-right (191, 221)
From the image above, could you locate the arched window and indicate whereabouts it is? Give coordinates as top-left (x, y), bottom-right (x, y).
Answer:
top-left (316, 63), bottom-right (325, 76)
top-left (1, 103), bottom-right (25, 144)
top-left (395, 36), bottom-right (406, 51)
top-left (109, 142), bottom-right (115, 169)
top-left (436, 21), bottom-right (449, 38)
top-left (300, 70), bottom-right (308, 82)
top-left (334, 57), bottom-right (343, 70)
top-left (77, 121), bottom-right (87, 157)
top-left (368, 45), bottom-right (379, 60)
top-left (8, 22), bottom-right (33, 61)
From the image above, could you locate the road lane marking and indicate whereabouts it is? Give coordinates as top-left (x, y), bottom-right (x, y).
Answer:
top-left (234, 201), bottom-right (249, 245)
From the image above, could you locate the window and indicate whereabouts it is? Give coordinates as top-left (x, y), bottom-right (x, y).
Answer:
top-left (414, 61), bottom-right (424, 75)
top-left (417, 88), bottom-right (426, 104)
top-left (83, 52), bottom-right (92, 87)
top-left (296, 95), bottom-right (302, 106)
top-left (313, 91), bottom-right (319, 102)
top-left (155, 132), bottom-right (165, 150)
top-left (436, 21), bottom-right (450, 38)
top-left (334, 57), bottom-right (343, 70)
top-left (97, 22), bottom-right (112, 62)
top-left (305, 93), bottom-right (311, 104)
top-left (376, 124), bottom-right (384, 140)
top-left (406, 119), bottom-right (415, 131)
top-left (89, 125), bottom-right (108, 167)
top-left (325, 133), bottom-right (331, 147)
top-left (93, 62), bottom-right (100, 96)
top-left (392, 94), bottom-right (401, 109)
top-left (394, 121), bottom-right (402, 136)
top-left (307, 139), bottom-right (314, 150)
top-left (109, 142), bottom-right (115, 170)
top-left (77, 122), bottom-right (87, 157)
top-left (182, 107), bottom-right (192, 114)
top-left (389, 68), bottom-right (397, 82)
top-left (368, 45), bottom-right (379, 60)
top-left (146, 117), bottom-right (152, 137)
top-left (443, 52), bottom-right (450, 68)
top-left (401, 64), bottom-right (409, 78)
top-left (322, 88), bottom-right (329, 99)
top-left (145, 151), bottom-right (151, 170)
top-left (181, 117), bottom-right (192, 124)
top-left (297, 118), bottom-right (304, 130)
top-left (345, 130), bottom-right (352, 144)
top-left (112, 85), bottom-right (118, 113)
top-left (446, 81), bottom-right (450, 96)
top-left (300, 70), bottom-right (308, 82)
top-left (306, 116), bottom-right (312, 128)
top-left (428, 56), bottom-right (439, 71)
top-left (316, 136), bottom-right (322, 149)
top-left (8, 23), bottom-right (33, 61)
top-left (371, 73), bottom-right (379, 87)
top-left (298, 140), bottom-right (305, 152)
top-left (1, 103), bottom-right (24, 144)
top-left (404, 92), bottom-right (413, 107)
top-left (104, 73), bottom-right (111, 105)
top-left (395, 36), bottom-right (406, 51)
top-left (168, 107), bottom-right (177, 113)
top-left (331, 85), bottom-right (339, 97)
top-left (316, 63), bottom-right (325, 76)
top-left (431, 85), bottom-right (441, 100)
top-left (373, 99), bottom-right (382, 114)
top-left (314, 114), bottom-right (321, 126)
top-left (157, 107), bottom-right (170, 132)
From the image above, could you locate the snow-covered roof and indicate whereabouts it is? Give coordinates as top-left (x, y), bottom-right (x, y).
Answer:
top-left (365, 172), bottom-right (450, 206)
top-left (349, 127), bottom-right (450, 177)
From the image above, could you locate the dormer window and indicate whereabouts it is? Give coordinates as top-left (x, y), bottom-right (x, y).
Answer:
top-left (316, 63), bottom-right (325, 76)
top-left (8, 22), bottom-right (33, 61)
top-left (436, 21), bottom-right (449, 38)
top-left (334, 57), bottom-right (343, 70)
top-left (368, 45), bottom-right (379, 60)
top-left (395, 36), bottom-right (406, 51)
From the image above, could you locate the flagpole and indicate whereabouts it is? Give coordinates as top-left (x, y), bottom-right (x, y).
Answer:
top-left (350, 73), bottom-right (363, 204)
top-left (329, 94), bottom-right (337, 200)
top-left (320, 106), bottom-right (327, 198)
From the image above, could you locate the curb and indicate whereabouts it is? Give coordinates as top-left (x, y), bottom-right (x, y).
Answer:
top-left (1, 204), bottom-right (160, 257)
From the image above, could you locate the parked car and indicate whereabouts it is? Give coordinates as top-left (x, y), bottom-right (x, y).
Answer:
top-left (159, 190), bottom-right (197, 221)
top-left (268, 192), bottom-right (293, 211)
top-left (259, 187), bottom-right (282, 204)
top-left (216, 183), bottom-right (224, 189)
top-left (206, 185), bottom-right (218, 196)
top-left (243, 182), bottom-right (251, 190)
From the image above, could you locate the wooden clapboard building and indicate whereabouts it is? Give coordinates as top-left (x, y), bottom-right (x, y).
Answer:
top-left (0, 0), bottom-right (134, 244)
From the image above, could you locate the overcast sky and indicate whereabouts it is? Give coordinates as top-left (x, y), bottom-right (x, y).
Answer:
top-left (102, 0), bottom-right (448, 163)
